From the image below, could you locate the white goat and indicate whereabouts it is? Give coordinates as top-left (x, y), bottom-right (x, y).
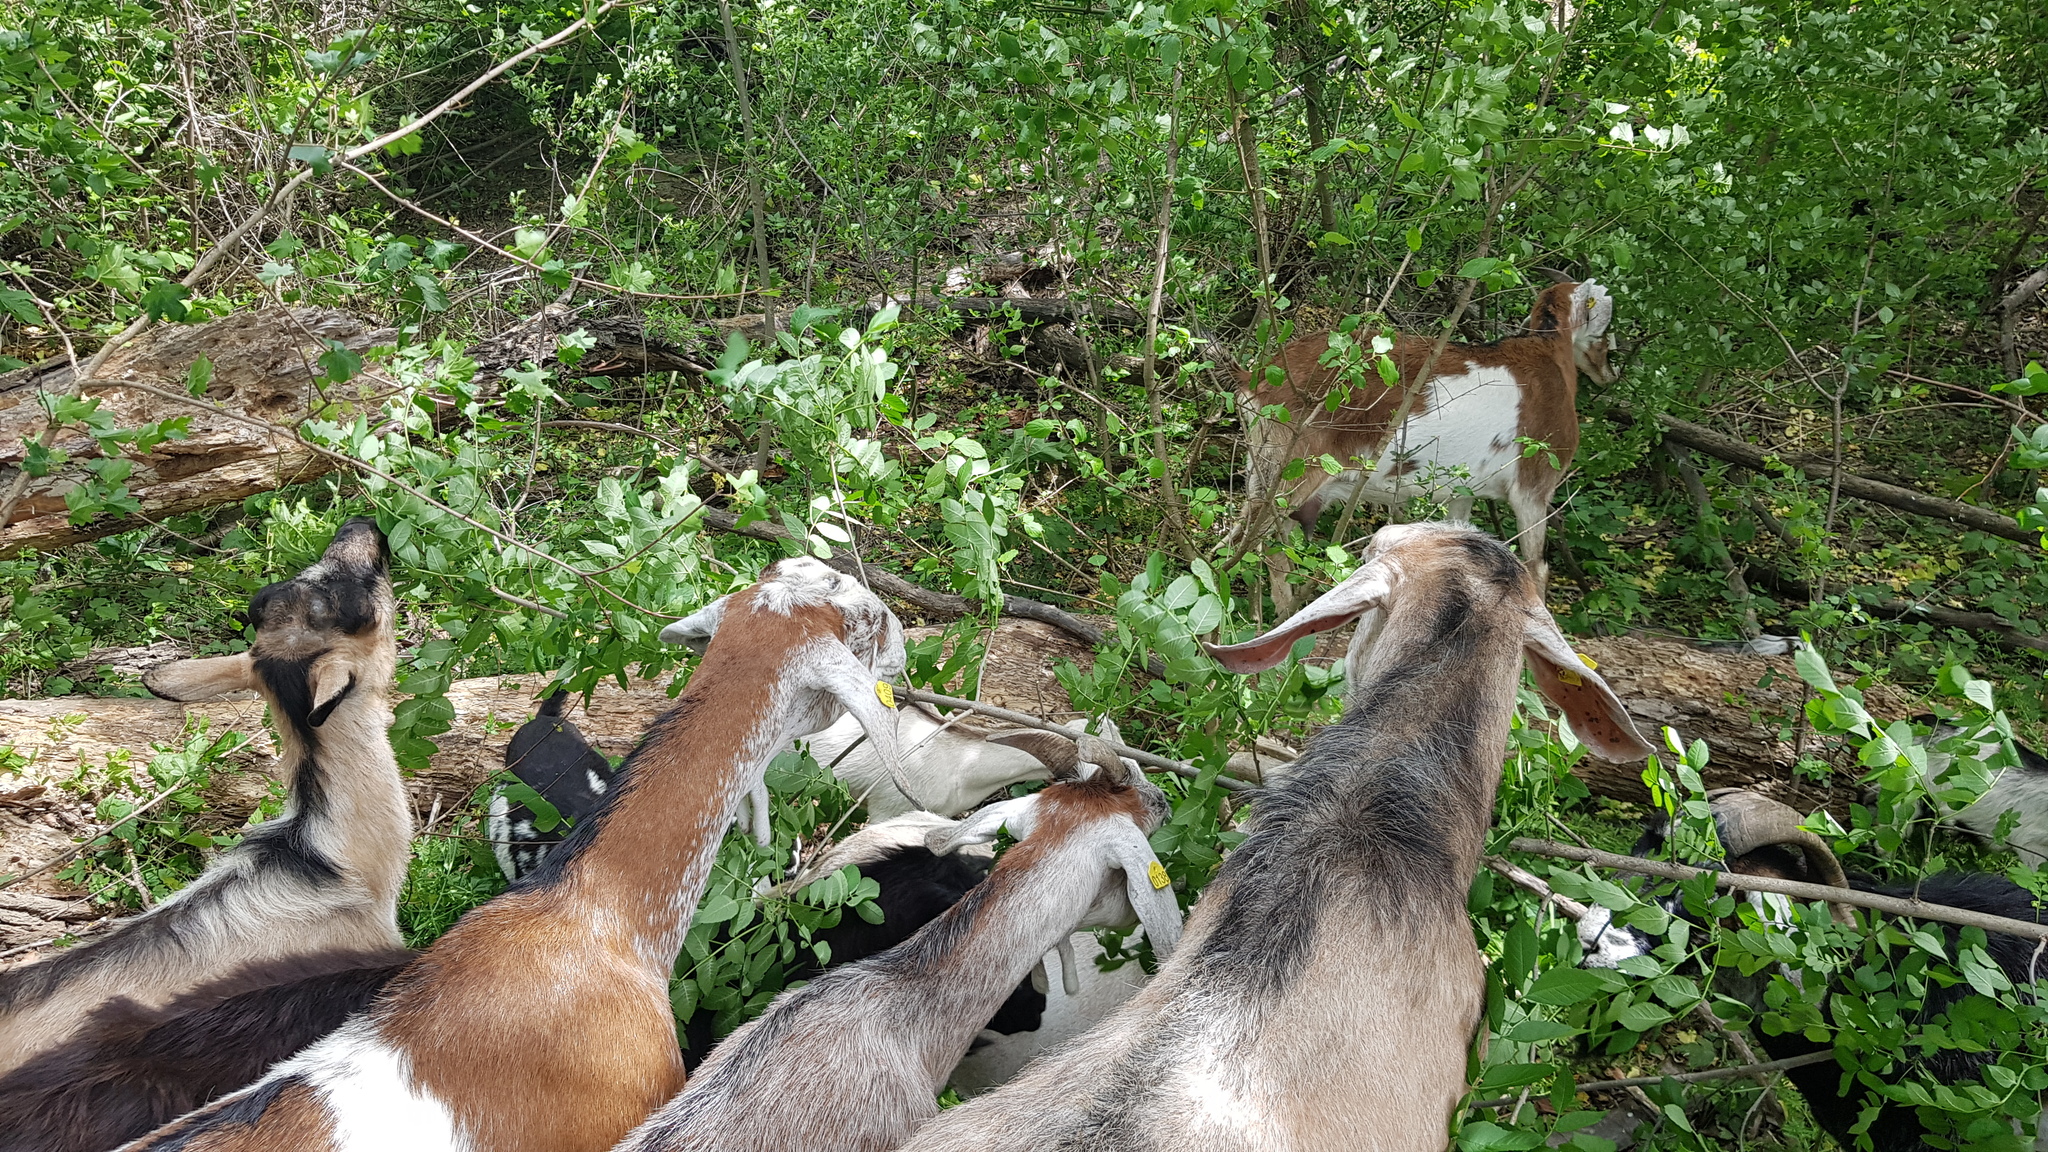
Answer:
top-left (123, 557), bottom-right (911, 1152)
top-left (803, 703), bottom-right (1132, 820)
top-left (0, 517), bottom-right (409, 1077)
top-left (1234, 280), bottom-right (1616, 613)
top-left (902, 523), bottom-right (1652, 1152)
top-left (615, 731), bottom-right (1183, 1152)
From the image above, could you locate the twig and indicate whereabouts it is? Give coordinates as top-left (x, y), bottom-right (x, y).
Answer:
top-left (1508, 837), bottom-right (2048, 941)
top-left (1466, 1052), bottom-right (1836, 1111)
top-left (902, 688), bottom-right (1253, 793)
top-left (0, 785), bottom-right (187, 891)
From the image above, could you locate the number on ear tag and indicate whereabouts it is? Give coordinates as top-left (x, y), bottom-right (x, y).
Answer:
top-left (1147, 861), bottom-right (1171, 890)
top-left (875, 681), bottom-right (896, 708)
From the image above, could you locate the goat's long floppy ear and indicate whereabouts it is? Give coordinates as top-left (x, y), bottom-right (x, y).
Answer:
top-left (1204, 553), bottom-right (1399, 673)
top-left (659, 594), bottom-right (733, 654)
top-left (1110, 826), bottom-right (1183, 960)
top-left (305, 654), bottom-right (357, 728)
top-left (1522, 612), bottom-right (1653, 762)
top-left (142, 653), bottom-right (256, 702)
top-left (927, 795), bottom-right (1041, 855)
top-left (802, 639), bottom-right (927, 810)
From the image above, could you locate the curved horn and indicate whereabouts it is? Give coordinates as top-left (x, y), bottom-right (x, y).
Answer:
top-left (986, 730), bottom-right (1082, 780)
top-left (1533, 265), bottom-right (1575, 284)
top-left (1705, 789), bottom-right (1855, 927)
top-left (1074, 735), bottom-right (1129, 785)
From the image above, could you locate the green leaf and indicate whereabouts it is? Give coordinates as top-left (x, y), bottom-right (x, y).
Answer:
top-left (286, 144), bottom-right (332, 175)
top-left (1612, 1001), bottom-right (1674, 1032)
top-left (1523, 967), bottom-right (1608, 1006)
top-left (0, 288), bottom-right (39, 325)
top-left (140, 281), bottom-right (189, 322)
top-left (317, 341), bottom-right (364, 384)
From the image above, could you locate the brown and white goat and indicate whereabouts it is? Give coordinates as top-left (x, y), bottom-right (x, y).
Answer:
top-left (121, 557), bottom-right (910, 1152)
top-left (1235, 281), bottom-right (1616, 608)
top-left (617, 731), bottom-right (1183, 1152)
top-left (0, 517), bottom-right (409, 1077)
top-left (902, 523), bottom-right (1653, 1152)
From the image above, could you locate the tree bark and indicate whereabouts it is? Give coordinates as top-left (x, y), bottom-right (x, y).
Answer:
top-left (1653, 411), bottom-right (2038, 545)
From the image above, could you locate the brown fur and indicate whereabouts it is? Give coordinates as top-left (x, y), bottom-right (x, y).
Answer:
top-left (141, 1080), bottom-right (336, 1152)
top-left (368, 592), bottom-right (841, 1152)
top-left (1239, 285), bottom-right (1593, 529)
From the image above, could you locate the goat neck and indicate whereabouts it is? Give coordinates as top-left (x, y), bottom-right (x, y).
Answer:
top-left (0, 517), bottom-right (405, 1078)
top-left (116, 559), bottom-right (913, 1152)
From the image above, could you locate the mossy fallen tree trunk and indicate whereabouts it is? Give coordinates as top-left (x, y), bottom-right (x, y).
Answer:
top-left (0, 305), bottom-right (706, 558)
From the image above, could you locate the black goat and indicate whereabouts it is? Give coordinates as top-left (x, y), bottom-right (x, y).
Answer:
top-left (487, 690), bottom-right (618, 882)
top-left (680, 835), bottom-right (1045, 1069)
top-left (1587, 789), bottom-right (2046, 1152)
top-left (0, 947), bottom-right (413, 1152)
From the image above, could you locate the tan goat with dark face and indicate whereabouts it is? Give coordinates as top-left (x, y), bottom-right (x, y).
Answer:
top-left (0, 517), bottom-right (409, 1077)
top-left (902, 522), bottom-right (1653, 1152)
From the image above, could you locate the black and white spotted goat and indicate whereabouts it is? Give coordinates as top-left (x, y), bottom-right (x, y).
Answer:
top-left (486, 691), bottom-right (619, 882)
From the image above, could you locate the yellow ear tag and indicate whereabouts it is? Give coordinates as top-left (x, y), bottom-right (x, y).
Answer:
top-left (875, 681), bottom-right (895, 708)
top-left (1147, 861), bottom-right (1171, 890)
top-left (1578, 654), bottom-right (1599, 670)
top-left (1556, 652), bottom-right (1596, 687)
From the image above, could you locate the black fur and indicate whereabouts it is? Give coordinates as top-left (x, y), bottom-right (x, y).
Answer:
top-left (494, 691), bottom-right (620, 882)
top-left (681, 846), bottom-right (1045, 1068)
top-left (130, 1074), bottom-right (297, 1152)
top-left (0, 948), bottom-right (410, 1152)
top-left (1756, 873), bottom-right (2044, 1152)
top-left (512, 693), bottom-right (700, 892)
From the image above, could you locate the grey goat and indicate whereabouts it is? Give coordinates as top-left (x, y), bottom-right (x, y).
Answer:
top-left (615, 731), bottom-right (1183, 1152)
top-left (902, 522), bottom-right (1653, 1152)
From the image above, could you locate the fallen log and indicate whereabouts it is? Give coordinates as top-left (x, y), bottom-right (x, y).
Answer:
top-left (0, 305), bottom-right (708, 558)
top-left (1652, 412), bottom-right (2037, 546)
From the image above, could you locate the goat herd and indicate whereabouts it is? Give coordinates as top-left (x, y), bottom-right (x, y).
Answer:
top-left (0, 322), bottom-right (2043, 1151)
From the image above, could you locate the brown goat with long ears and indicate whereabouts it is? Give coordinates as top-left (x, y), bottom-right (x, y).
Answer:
top-left (902, 523), bottom-right (1653, 1152)
top-left (121, 557), bottom-right (911, 1152)
top-left (1234, 280), bottom-right (1616, 614)
top-left (0, 517), bottom-right (409, 1078)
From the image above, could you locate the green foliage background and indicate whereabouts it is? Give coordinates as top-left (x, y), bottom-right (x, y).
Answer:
top-left (2, 0), bottom-right (2047, 1145)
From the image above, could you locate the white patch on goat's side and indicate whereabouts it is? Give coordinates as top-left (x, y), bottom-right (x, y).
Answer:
top-left (1575, 905), bottom-right (1648, 969)
top-left (1322, 365), bottom-right (1526, 513)
top-left (279, 1023), bottom-right (470, 1152)
top-left (485, 791), bottom-right (515, 882)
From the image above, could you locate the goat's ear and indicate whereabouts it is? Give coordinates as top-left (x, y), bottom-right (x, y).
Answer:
top-left (306, 655), bottom-right (357, 728)
top-left (802, 638), bottom-right (926, 810)
top-left (927, 795), bottom-right (1040, 855)
top-left (1521, 613), bottom-right (1654, 762)
top-left (1109, 826), bottom-right (1183, 960)
top-left (142, 653), bottom-right (256, 702)
top-left (986, 730), bottom-right (1078, 779)
top-left (1204, 553), bottom-right (1399, 673)
top-left (659, 594), bottom-right (732, 653)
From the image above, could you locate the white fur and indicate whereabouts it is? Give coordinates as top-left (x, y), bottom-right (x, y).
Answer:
top-left (805, 708), bottom-right (1130, 820)
top-left (284, 1022), bottom-right (470, 1152)
top-left (947, 933), bottom-right (1150, 1095)
top-left (1313, 365), bottom-right (1527, 519)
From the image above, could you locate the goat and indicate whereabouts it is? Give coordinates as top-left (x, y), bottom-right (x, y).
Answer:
top-left (0, 946), bottom-right (412, 1152)
top-left (122, 557), bottom-right (912, 1152)
top-left (486, 690), bottom-right (620, 882)
top-left (0, 517), bottom-right (409, 1077)
top-left (488, 694), bottom-right (1124, 882)
top-left (946, 930), bottom-right (1151, 1097)
top-left (794, 703), bottom-right (1132, 820)
top-left (1915, 719), bottom-right (2048, 866)
top-left (677, 810), bottom-right (1047, 1069)
top-left (901, 522), bottom-right (1653, 1152)
top-left (617, 729), bottom-right (1183, 1152)
top-left (1233, 280), bottom-right (1616, 612)
top-left (1581, 788), bottom-right (2047, 1152)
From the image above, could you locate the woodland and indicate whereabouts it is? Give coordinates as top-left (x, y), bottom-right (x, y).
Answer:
top-left (0, 0), bottom-right (2046, 1147)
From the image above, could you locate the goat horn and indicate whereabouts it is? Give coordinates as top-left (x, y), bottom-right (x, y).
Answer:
top-left (1706, 789), bottom-right (1856, 927)
top-left (986, 730), bottom-right (1082, 780)
top-left (1074, 735), bottom-right (1129, 784)
top-left (1533, 265), bottom-right (1574, 284)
